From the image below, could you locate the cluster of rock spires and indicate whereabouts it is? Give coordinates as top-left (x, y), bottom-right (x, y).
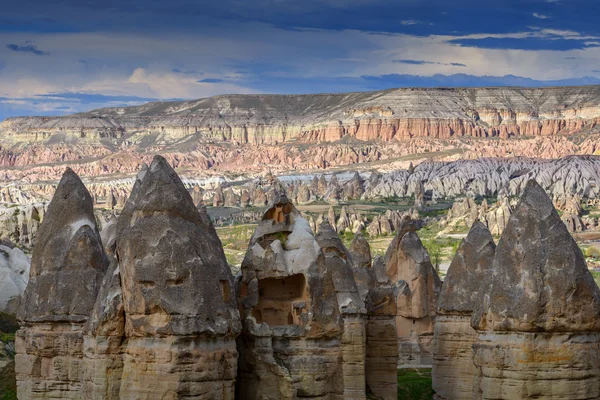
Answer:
top-left (15, 155), bottom-right (600, 399)
top-left (14, 156), bottom-right (444, 399)
top-left (432, 179), bottom-right (600, 399)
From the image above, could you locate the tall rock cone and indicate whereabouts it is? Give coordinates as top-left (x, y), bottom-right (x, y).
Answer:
top-left (80, 165), bottom-right (147, 399)
top-left (116, 155), bottom-right (241, 399)
top-left (315, 223), bottom-right (367, 400)
top-left (16, 168), bottom-right (109, 399)
top-left (236, 197), bottom-right (367, 399)
top-left (471, 179), bottom-right (600, 400)
top-left (432, 221), bottom-right (495, 400)
top-left (384, 217), bottom-right (442, 365)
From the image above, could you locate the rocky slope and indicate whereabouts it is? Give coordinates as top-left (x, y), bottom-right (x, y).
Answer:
top-left (2, 86), bottom-right (600, 186)
top-left (4, 86), bottom-right (600, 145)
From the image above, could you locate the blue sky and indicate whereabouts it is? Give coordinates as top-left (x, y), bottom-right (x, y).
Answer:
top-left (1, 0), bottom-right (600, 120)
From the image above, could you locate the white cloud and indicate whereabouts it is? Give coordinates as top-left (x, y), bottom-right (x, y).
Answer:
top-left (533, 13), bottom-right (550, 19)
top-left (0, 21), bottom-right (600, 117)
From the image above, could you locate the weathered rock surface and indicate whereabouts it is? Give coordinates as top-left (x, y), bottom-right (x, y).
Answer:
top-left (471, 180), bottom-right (600, 400)
top-left (16, 168), bottom-right (109, 399)
top-left (116, 156), bottom-right (242, 399)
top-left (5, 87), bottom-right (600, 148)
top-left (362, 255), bottom-right (399, 400)
top-left (236, 197), bottom-right (369, 399)
top-left (432, 221), bottom-right (496, 400)
top-left (384, 218), bottom-right (442, 366)
top-left (0, 243), bottom-right (30, 314)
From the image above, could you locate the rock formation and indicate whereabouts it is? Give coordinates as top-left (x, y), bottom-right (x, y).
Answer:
top-left (432, 221), bottom-right (496, 400)
top-left (471, 180), bottom-right (600, 400)
top-left (384, 218), bottom-right (442, 365)
top-left (112, 156), bottom-right (242, 398)
top-left (0, 203), bottom-right (47, 250)
top-left (236, 196), bottom-right (368, 399)
top-left (16, 169), bottom-right (109, 398)
top-left (0, 242), bottom-right (30, 314)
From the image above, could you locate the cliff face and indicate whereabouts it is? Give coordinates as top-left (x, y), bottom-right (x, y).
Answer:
top-left (3, 86), bottom-right (600, 146)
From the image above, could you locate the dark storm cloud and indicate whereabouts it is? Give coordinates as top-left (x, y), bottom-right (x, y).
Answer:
top-left (394, 60), bottom-right (467, 67)
top-left (1, 0), bottom-right (598, 39)
top-left (6, 43), bottom-right (49, 55)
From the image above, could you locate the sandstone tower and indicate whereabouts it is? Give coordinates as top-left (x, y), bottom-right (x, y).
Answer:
top-left (236, 196), bottom-right (367, 399)
top-left (383, 217), bottom-right (442, 365)
top-left (432, 221), bottom-right (496, 400)
top-left (16, 169), bottom-right (109, 398)
top-left (115, 156), bottom-right (242, 398)
top-left (471, 180), bottom-right (600, 400)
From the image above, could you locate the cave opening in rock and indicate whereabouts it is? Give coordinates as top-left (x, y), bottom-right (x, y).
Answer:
top-left (263, 203), bottom-right (294, 223)
top-left (253, 274), bottom-right (308, 327)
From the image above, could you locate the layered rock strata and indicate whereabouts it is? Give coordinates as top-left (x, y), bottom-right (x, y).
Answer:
top-left (384, 217), bottom-right (442, 365)
top-left (15, 169), bottom-right (109, 398)
top-left (4, 86), bottom-right (600, 146)
top-left (432, 221), bottom-right (496, 400)
top-left (471, 180), bottom-right (600, 400)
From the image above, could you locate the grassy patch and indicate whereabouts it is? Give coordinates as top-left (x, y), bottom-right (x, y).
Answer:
top-left (397, 368), bottom-right (434, 400)
top-left (591, 271), bottom-right (600, 288)
top-left (0, 361), bottom-right (16, 400)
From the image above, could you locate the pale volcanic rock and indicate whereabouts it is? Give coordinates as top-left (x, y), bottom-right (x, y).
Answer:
top-left (236, 196), bottom-right (367, 399)
top-left (0, 202), bottom-right (47, 249)
top-left (252, 187), bottom-right (268, 206)
top-left (296, 183), bottom-right (313, 205)
top-left (314, 223), bottom-right (367, 400)
top-left (82, 259), bottom-right (125, 399)
top-left (350, 233), bottom-right (372, 270)
top-left (5, 87), bottom-right (600, 149)
top-left (224, 187), bottom-right (239, 207)
top-left (190, 184), bottom-right (204, 206)
top-left (213, 184), bottom-right (225, 207)
top-left (240, 189), bottom-right (250, 208)
top-left (336, 206), bottom-right (351, 233)
top-left (364, 256), bottom-right (399, 399)
top-left (327, 206), bottom-right (336, 230)
top-left (348, 233), bottom-right (372, 312)
top-left (384, 218), bottom-right (442, 365)
top-left (344, 172), bottom-right (365, 200)
top-left (99, 214), bottom-right (118, 257)
top-left (471, 180), bottom-right (600, 400)
top-left (116, 156), bottom-right (241, 399)
top-left (432, 221), bottom-right (496, 400)
top-left (0, 243), bottom-right (30, 315)
top-left (16, 168), bottom-right (109, 399)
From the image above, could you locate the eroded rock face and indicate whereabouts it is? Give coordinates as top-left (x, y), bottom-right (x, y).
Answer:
top-left (116, 155), bottom-right (241, 399)
top-left (384, 217), bottom-right (442, 366)
top-left (0, 243), bottom-right (30, 315)
top-left (432, 221), bottom-right (495, 400)
top-left (16, 168), bottom-right (109, 399)
top-left (236, 197), bottom-right (367, 399)
top-left (471, 180), bottom-right (600, 400)
top-left (362, 254), bottom-right (399, 400)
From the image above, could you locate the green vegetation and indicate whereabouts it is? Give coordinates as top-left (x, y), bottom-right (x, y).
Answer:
top-left (422, 240), bottom-right (442, 272)
top-left (0, 313), bottom-right (18, 399)
top-left (397, 368), bottom-right (434, 400)
top-left (338, 231), bottom-right (356, 248)
top-left (0, 361), bottom-right (17, 400)
top-left (591, 271), bottom-right (600, 288)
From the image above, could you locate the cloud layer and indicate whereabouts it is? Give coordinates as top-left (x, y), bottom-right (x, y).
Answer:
top-left (1, 0), bottom-right (600, 120)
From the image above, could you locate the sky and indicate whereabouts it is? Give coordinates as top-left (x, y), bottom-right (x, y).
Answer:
top-left (1, 0), bottom-right (600, 120)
